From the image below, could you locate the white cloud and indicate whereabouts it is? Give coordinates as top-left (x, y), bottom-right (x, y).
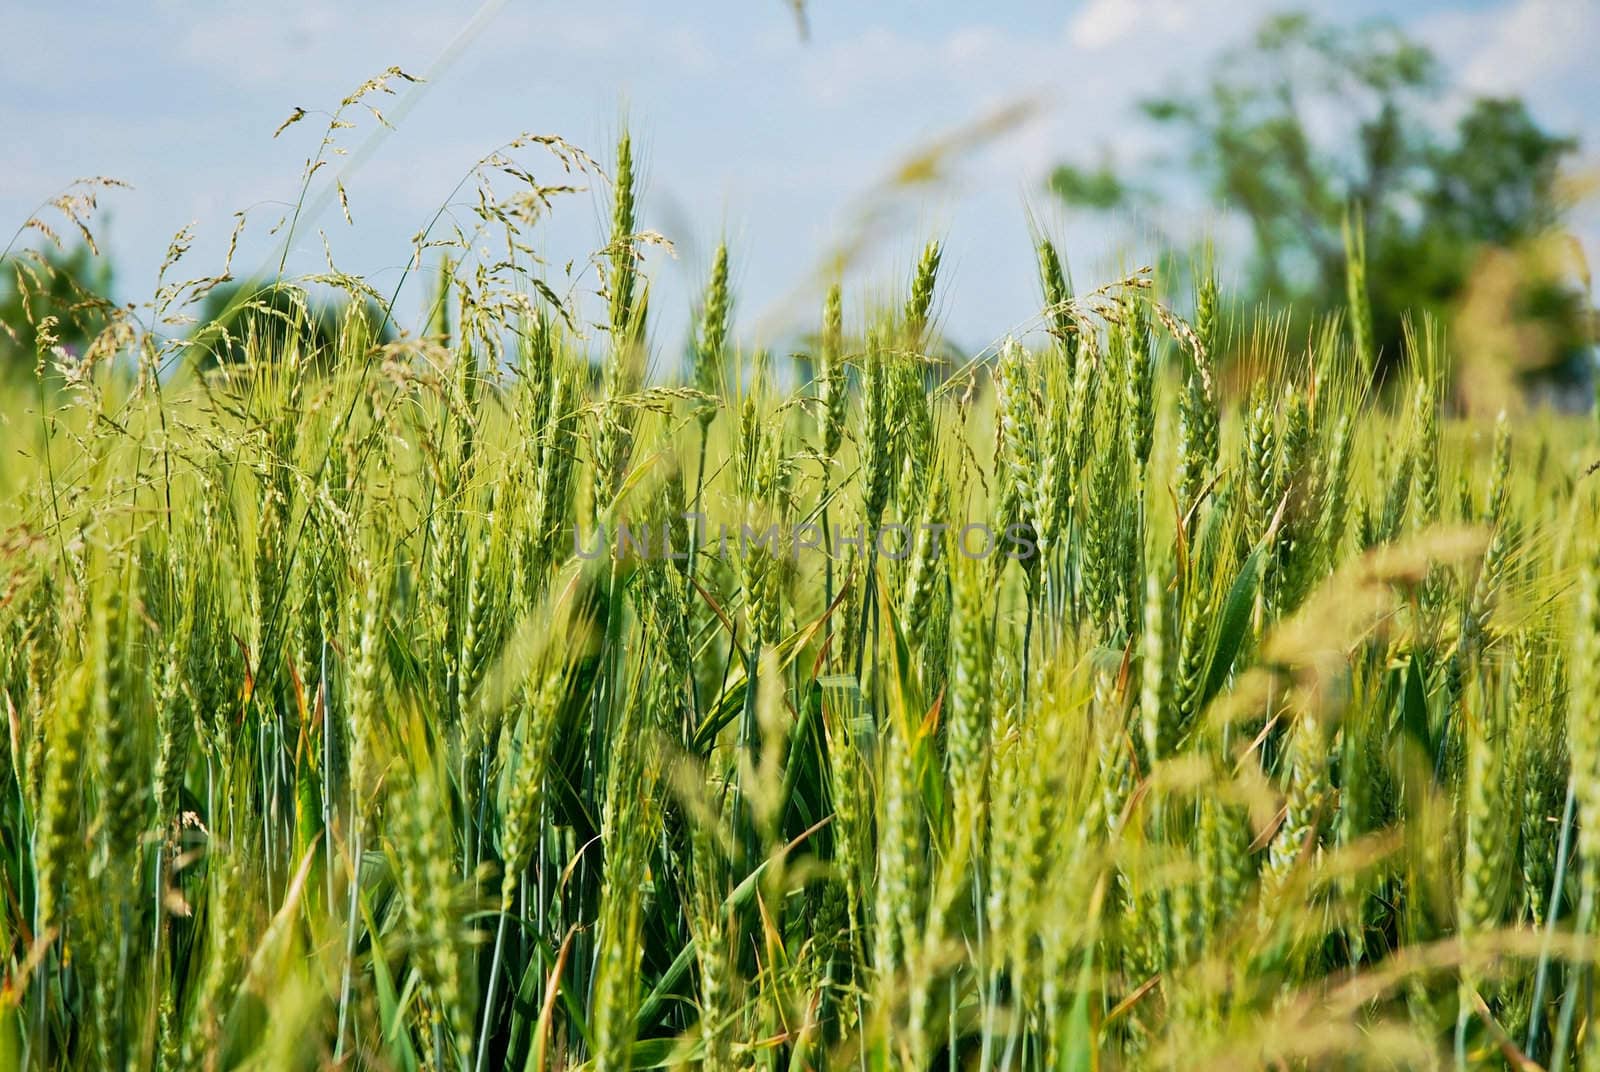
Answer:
top-left (1458, 0), bottom-right (1597, 96)
top-left (1417, 0), bottom-right (1600, 104)
top-left (1068, 0), bottom-right (1195, 49)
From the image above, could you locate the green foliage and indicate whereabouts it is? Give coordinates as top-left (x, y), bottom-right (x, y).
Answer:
top-left (1046, 159), bottom-right (1129, 211)
top-left (1054, 12), bottom-right (1590, 384)
top-left (0, 242), bottom-right (115, 376)
top-left (185, 279), bottom-right (395, 370)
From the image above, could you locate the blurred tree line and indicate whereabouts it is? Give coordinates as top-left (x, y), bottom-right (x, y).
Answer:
top-left (1050, 11), bottom-right (1595, 401)
top-left (0, 244), bottom-right (116, 377)
top-left (182, 282), bottom-right (394, 369)
top-left (0, 250), bottom-right (393, 382)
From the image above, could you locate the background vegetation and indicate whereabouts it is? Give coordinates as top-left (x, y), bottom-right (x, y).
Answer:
top-left (1049, 12), bottom-right (1594, 397)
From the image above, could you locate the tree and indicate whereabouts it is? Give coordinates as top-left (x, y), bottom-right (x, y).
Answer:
top-left (1050, 12), bottom-right (1590, 386)
top-left (186, 280), bottom-right (394, 371)
top-left (0, 242), bottom-right (117, 378)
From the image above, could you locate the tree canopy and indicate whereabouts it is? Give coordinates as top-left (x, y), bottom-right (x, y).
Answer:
top-left (0, 242), bottom-right (117, 378)
top-left (184, 280), bottom-right (395, 371)
top-left (1050, 11), bottom-right (1590, 386)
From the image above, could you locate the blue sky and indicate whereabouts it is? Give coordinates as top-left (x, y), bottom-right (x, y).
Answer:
top-left (3, 0), bottom-right (1596, 357)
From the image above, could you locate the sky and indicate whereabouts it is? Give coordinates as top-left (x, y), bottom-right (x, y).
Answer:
top-left (3, 0), bottom-right (1597, 359)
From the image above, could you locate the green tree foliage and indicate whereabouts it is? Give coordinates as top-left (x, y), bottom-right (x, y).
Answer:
top-left (185, 279), bottom-right (395, 370)
top-left (1046, 158), bottom-right (1128, 211)
top-left (1051, 12), bottom-right (1589, 383)
top-left (0, 243), bottom-right (116, 377)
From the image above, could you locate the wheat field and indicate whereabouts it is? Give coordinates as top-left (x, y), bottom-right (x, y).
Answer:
top-left (3, 113), bottom-right (1600, 1071)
